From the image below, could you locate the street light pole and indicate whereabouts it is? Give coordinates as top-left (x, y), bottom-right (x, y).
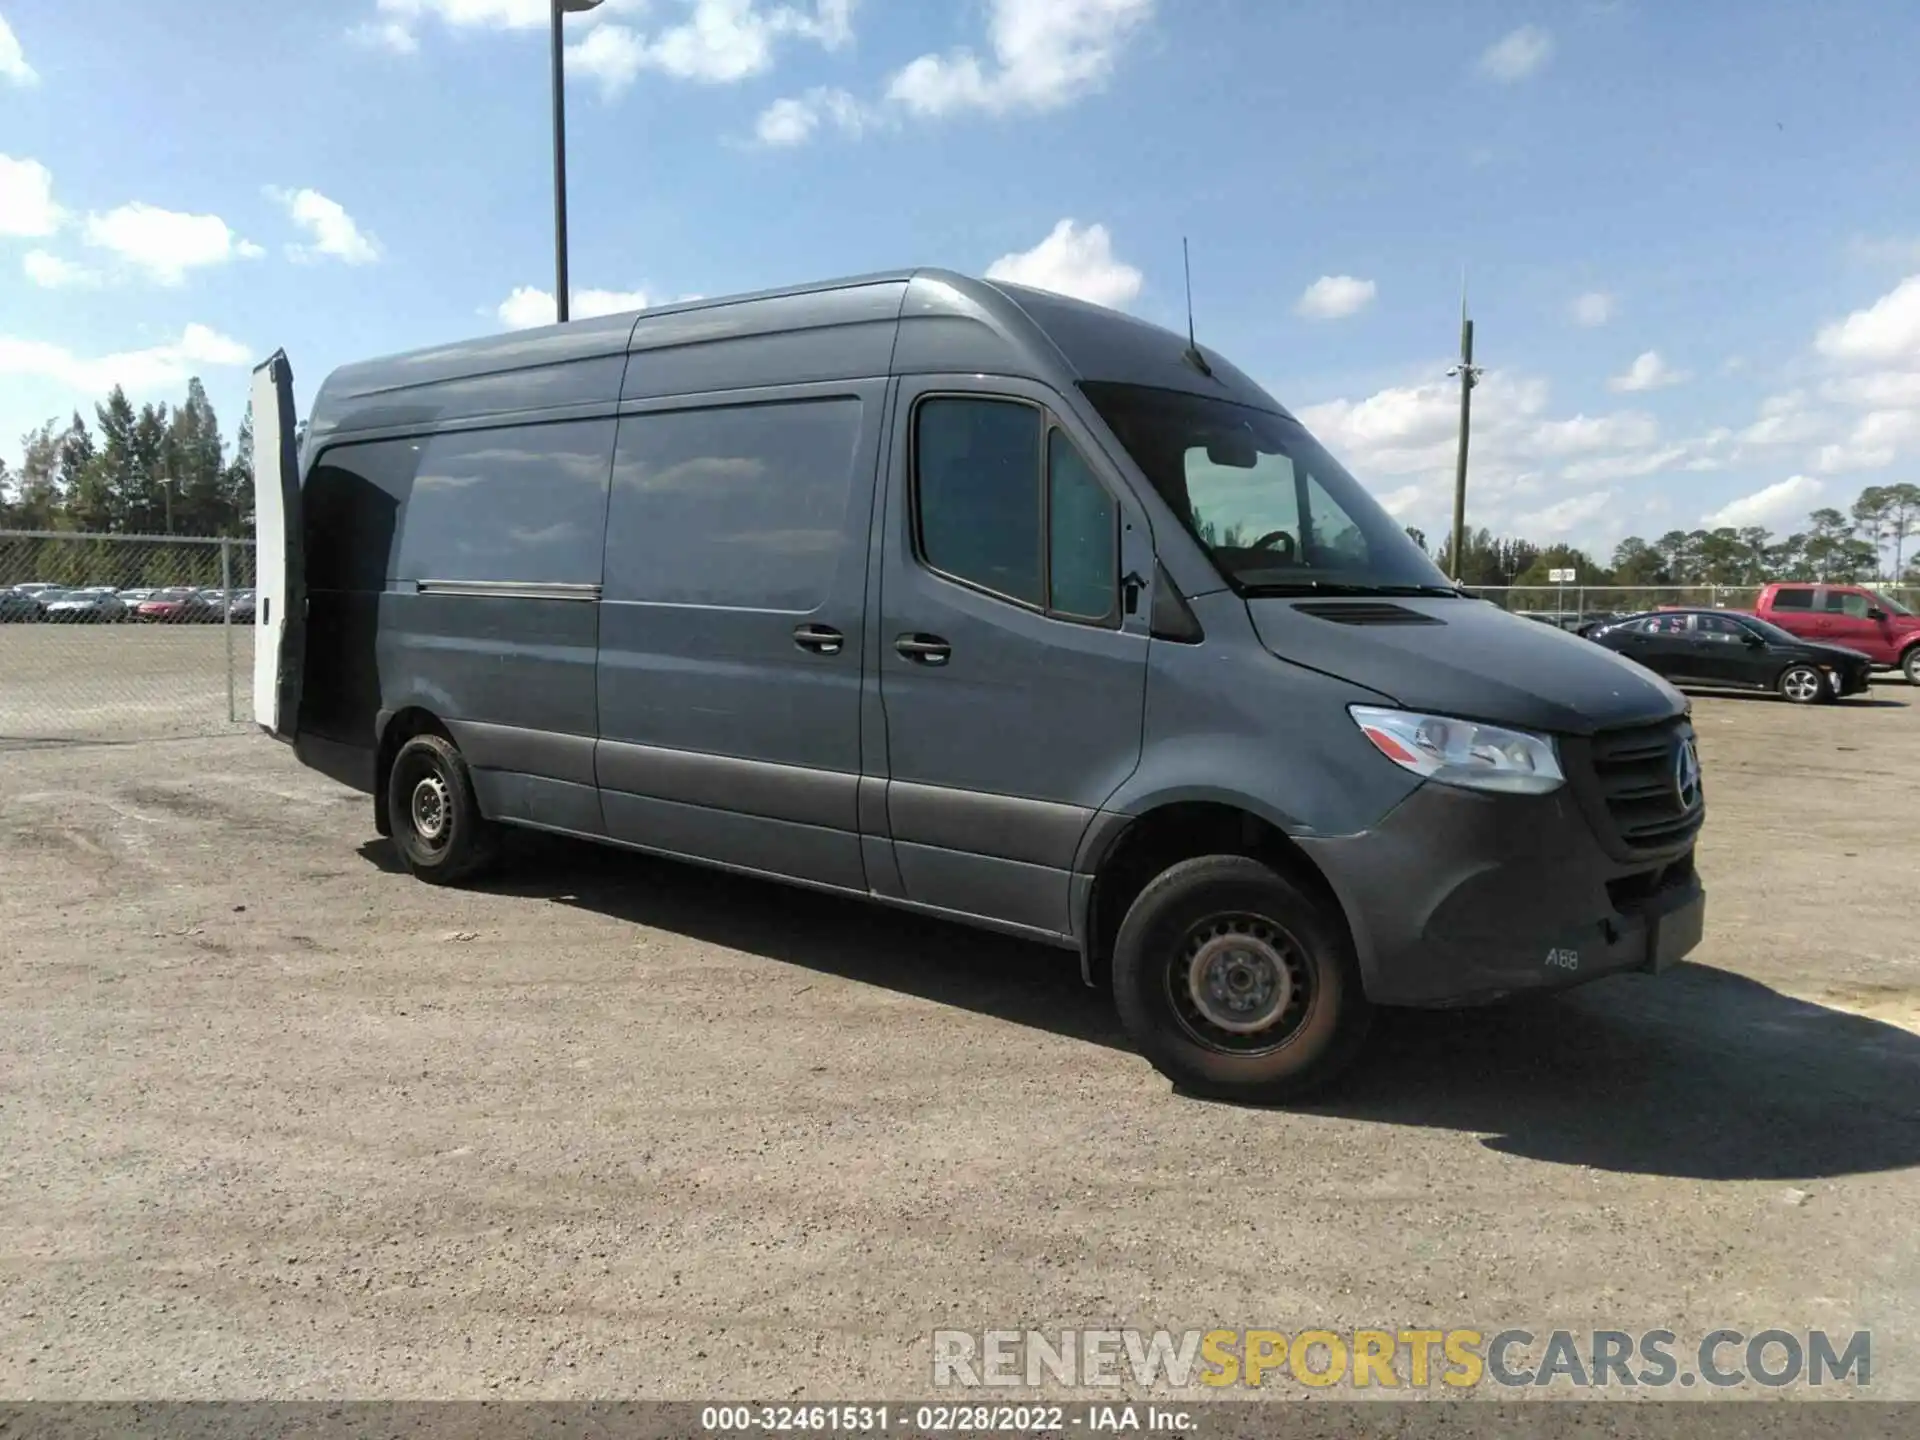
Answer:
top-left (1445, 278), bottom-right (1484, 583)
top-left (550, 0), bottom-right (604, 324)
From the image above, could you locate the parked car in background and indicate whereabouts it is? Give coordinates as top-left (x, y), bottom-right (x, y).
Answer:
top-left (134, 587), bottom-right (204, 623)
top-left (224, 588), bottom-right (257, 621)
top-left (1586, 609), bottom-right (1873, 703)
top-left (0, 588), bottom-right (47, 622)
top-left (10, 582), bottom-right (62, 598)
top-left (41, 587), bottom-right (130, 623)
top-left (117, 587), bottom-right (158, 612)
top-left (1730, 582), bottom-right (1920, 684)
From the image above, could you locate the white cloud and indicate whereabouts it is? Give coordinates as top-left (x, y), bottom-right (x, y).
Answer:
top-left (81, 202), bottom-right (258, 284)
top-left (1478, 25), bottom-right (1552, 82)
top-left (1815, 274), bottom-right (1920, 365)
top-left (496, 284), bottom-right (653, 329)
top-left (22, 250), bottom-right (99, 289)
top-left (1515, 489), bottom-right (1614, 537)
top-left (1607, 350), bottom-right (1690, 392)
top-left (267, 187), bottom-right (382, 265)
top-left (1295, 274), bottom-right (1376, 320)
top-left (754, 86), bottom-right (867, 145)
top-left (363, 0), bottom-right (646, 41)
top-left (1819, 370), bottom-right (1920, 409)
top-left (1294, 365), bottom-right (1739, 545)
top-left (1570, 291), bottom-right (1614, 327)
top-left (1816, 410), bottom-right (1920, 473)
top-left (0, 324), bottom-right (251, 395)
top-left (0, 153), bottom-right (62, 237)
top-left (568, 0), bottom-right (855, 94)
top-left (1528, 411), bottom-right (1659, 457)
top-left (887, 0), bottom-right (1151, 117)
top-left (984, 219), bottom-right (1142, 310)
top-left (349, 20), bottom-right (420, 53)
top-left (1, 12), bottom-right (35, 84)
top-left (1703, 475), bottom-right (1824, 531)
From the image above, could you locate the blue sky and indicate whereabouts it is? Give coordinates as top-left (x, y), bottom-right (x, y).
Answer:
top-left (5, 0), bottom-right (1920, 554)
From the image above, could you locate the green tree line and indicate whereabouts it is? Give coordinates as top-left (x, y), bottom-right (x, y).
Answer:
top-left (0, 378), bottom-right (254, 538)
top-left (1415, 483), bottom-right (1920, 591)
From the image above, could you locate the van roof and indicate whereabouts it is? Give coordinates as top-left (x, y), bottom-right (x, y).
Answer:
top-left (306, 267), bottom-right (1285, 446)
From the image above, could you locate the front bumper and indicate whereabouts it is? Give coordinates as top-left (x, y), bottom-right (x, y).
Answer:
top-left (1297, 781), bottom-right (1705, 1008)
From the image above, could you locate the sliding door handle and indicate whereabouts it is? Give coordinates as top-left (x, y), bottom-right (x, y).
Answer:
top-left (792, 623), bottom-right (845, 655)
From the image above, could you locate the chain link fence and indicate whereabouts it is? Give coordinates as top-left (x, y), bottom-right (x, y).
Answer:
top-left (1, 530), bottom-right (257, 743)
top-left (1464, 583), bottom-right (1920, 629)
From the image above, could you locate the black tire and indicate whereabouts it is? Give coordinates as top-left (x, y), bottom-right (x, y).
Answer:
top-left (1903, 647), bottom-right (1920, 687)
top-left (1777, 663), bottom-right (1828, 704)
top-left (1111, 855), bottom-right (1372, 1104)
top-left (386, 733), bottom-right (500, 884)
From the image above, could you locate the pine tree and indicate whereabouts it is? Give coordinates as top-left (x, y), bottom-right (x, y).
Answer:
top-left (168, 377), bottom-right (227, 535)
top-left (225, 403), bottom-right (255, 537)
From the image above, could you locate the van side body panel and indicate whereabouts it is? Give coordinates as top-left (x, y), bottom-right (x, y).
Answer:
top-left (297, 332), bottom-right (625, 822)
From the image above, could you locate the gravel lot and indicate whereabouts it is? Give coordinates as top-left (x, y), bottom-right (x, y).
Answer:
top-left (3, 686), bottom-right (1918, 1400)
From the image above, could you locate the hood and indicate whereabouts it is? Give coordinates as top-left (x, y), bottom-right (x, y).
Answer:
top-left (1246, 595), bottom-right (1686, 737)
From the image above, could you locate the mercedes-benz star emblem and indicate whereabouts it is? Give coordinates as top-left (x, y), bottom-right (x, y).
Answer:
top-left (1674, 736), bottom-right (1703, 813)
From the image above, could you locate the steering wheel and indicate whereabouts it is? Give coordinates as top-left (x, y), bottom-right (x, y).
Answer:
top-left (1248, 530), bottom-right (1298, 562)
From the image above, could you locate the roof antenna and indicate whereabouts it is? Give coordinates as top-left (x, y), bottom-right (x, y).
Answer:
top-left (1182, 236), bottom-right (1212, 377)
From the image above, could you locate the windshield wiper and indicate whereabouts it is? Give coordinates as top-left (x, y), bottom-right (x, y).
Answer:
top-left (1238, 580), bottom-right (1463, 598)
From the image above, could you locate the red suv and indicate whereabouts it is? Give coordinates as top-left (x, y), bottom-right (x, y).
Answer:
top-left (1743, 583), bottom-right (1920, 685)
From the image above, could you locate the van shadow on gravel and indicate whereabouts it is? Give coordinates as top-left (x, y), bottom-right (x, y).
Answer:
top-left (359, 831), bottom-right (1920, 1183)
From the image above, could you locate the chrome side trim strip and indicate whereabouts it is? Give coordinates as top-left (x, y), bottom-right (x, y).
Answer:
top-left (414, 579), bottom-right (601, 601)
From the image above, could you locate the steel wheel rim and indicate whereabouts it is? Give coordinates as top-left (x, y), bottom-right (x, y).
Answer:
top-left (1167, 913), bottom-right (1313, 1055)
top-left (1785, 669), bottom-right (1819, 702)
top-left (409, 772), bottom-right (452, 848)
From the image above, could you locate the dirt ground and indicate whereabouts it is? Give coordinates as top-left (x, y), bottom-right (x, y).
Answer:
top-left (3, 686), bottom-right (1917, 1400)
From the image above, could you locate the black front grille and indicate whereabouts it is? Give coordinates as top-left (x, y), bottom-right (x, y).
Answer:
top-left (1587, 717), bottom-right (1704, 852)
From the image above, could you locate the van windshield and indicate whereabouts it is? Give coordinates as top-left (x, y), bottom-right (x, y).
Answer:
top-left (1870, 590), bottom-right (1913, 617)
top-left (1079, 381), bottom-right (1455, 596)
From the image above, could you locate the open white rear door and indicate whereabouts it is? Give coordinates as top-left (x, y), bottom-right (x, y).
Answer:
top-left (250, 351), bottom-right (305, 739)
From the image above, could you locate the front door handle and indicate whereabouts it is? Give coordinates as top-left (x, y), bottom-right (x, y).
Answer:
top-left (895, 633), bottom-right (952, 665)
top-left (792, 623), bottom-right (845, 655)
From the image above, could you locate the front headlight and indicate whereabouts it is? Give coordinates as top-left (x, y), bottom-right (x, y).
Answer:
top-left (1348, 706), bottom-right (1565, 795)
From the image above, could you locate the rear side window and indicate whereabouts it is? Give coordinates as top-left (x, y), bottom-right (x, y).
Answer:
top-left (397, 420), bottom-right (615, 586)
top-left (1770, 586), bottom-right (1815, 611)
top-left (1820, 590), bottom-right (1872, 618)
top-left (914, 396), bottom-right (1117, 623)
top-left (604, 398), bottom-right (863, 611)
top-left (1696, 613), bottom-right (1746, 640)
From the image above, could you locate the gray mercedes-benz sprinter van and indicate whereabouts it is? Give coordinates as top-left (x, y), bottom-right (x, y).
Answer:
top-left (251, 268), bottom-right (1705, 1103)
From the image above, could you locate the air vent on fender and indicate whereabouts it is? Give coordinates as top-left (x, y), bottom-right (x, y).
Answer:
top-left (1292, 602), bottom-right (1444, 626)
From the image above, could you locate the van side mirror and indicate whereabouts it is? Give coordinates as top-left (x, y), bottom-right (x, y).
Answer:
top-left (1867, 606), bottom-right (1887, 621)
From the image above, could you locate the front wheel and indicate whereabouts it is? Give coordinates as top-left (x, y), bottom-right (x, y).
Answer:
top-left (387, 733), bottom-right (500, 884)
top-left (1778, 664), bottom-right (1828, 704)
top-left (1111, 855), bottom-right (1372, 1104)
top-left (1903, 647), bottom-right (1920, 687)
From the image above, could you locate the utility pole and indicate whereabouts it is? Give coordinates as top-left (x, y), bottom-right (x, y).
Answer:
top-left (1445, 276), bottom-right (1483, 583)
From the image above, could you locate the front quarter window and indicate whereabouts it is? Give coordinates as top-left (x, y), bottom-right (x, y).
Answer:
top-left (1080, 381), bottom-right (1450, 594)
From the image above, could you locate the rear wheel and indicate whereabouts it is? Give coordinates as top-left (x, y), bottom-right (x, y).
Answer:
top-left (387, 733), bottom-right (500, 884)
top-left (1778, 664), bottom-right (1827, 704)
top-left (1903, 647), bottom-right (1920, 687)
top-left (1111, 855), bottom-right (1372, 1104)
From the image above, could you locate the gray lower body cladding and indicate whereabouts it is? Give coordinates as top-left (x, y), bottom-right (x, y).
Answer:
top-left (1297, 782), bottom-right (1705, 1008)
